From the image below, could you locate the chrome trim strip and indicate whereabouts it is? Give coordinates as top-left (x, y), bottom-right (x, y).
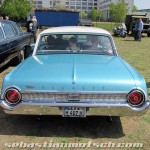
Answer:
top-left (0, 22), bottom-right (6, 39)
top-left (2, 86), bottom-right (132, 95)
top-left (21, 90), bottom-right (129, 94)
top-left (0, 59), bottom-right (10, 68)
top-left (72, 61), bottom-right (76, 84)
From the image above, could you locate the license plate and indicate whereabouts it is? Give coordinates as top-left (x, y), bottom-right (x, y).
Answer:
top-left (62, 107), bottom-right (86, 117)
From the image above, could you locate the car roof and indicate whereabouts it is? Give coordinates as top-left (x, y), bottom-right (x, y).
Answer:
top-left (40, 26), bottom-right (111, 35)
top-left (132, 16), bottom-right (149, 19)
top-left (0, 19), bottom-right (13, 23)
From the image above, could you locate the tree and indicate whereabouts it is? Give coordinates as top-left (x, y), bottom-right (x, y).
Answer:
top-left (96, 8), bottom-right (104, 21)
top-left (0, 0), bottom-right (32, 19)
top-left (88, 8), bottom-right (97, 21)
top-left (79, 10), bottom-right (87, 19)
top-left (109, 2), bottom-right (128, 22)
top-left (132, 5), bottom-right (138, 12)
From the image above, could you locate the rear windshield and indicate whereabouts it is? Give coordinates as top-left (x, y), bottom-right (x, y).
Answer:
top-left (36, 34), bottom-right (114, 55)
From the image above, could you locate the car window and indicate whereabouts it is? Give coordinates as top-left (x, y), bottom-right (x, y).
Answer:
top-left (36, 34), bottom-right (114, 56)
top-left (11, 22), bottom-right (23, 35)
top-left (0, 27), bottom-right (4, 40)
top-left (2, 23), bottom-right (16, 38)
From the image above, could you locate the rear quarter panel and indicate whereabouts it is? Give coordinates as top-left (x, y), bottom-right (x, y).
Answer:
top-left (118, 56), bottom-right (148, 100)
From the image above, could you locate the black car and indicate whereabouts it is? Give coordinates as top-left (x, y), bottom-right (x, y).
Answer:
top-left (0, 20), bottom-right (33, 68)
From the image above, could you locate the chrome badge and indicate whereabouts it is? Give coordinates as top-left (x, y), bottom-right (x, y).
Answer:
top-left (68, 93), bottom-right (80, 101)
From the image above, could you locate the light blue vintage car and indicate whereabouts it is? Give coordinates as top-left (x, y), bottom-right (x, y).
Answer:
top-left (0, 26), bottom-right (149, 117)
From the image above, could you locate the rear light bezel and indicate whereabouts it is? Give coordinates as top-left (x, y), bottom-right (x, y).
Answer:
top-left (4, 88), bottom-right (22, 105)
top-left (127, 90), bottom-right (145, 107)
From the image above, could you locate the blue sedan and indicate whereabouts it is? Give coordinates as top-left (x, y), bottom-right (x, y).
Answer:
top-left (0, 26), bottom-right (149, 117)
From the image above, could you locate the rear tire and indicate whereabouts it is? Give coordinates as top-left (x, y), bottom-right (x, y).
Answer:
top-left (113, 33), bottom-right (118, 36)
top-left (122, 33), bottom-right (127, 38)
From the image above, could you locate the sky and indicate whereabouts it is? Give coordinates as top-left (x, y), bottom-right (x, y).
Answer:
top-left (134, 0), bottom-right (150, 10)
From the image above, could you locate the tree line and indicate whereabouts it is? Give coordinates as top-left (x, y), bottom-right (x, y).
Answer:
top-left (0, 0), bottom-right (137, 22)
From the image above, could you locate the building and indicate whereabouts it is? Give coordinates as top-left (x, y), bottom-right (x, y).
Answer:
top-left (32, 0), bottom-right (66, 9)
top-left (32, 0), bottom-right (97, 13)
top-left (32, 0), bottom-right (134, 20)
top-left (138, 9), bottom-right (150, 13)
top-left (98, 0), bottom-right (134, 21)
top-left (65, 0), bottom-right (98, 14)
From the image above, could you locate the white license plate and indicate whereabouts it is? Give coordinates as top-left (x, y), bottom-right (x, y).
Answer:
top-left (62, 107), bottom-right (86, 117)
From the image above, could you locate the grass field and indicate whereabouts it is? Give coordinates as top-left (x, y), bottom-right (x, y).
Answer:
top-left (93, 22), bottom-right (122, 32)
top-left (0, 25), bottom-right (150, 150)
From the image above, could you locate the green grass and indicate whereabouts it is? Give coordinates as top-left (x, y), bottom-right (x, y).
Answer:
top-left (93, 22), bottom-right (122, 32)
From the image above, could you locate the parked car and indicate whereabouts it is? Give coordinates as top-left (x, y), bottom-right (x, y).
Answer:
top-left (0, 20), bottom-right (33, 68)
top-left (0, 26), bottom-right (149, 117)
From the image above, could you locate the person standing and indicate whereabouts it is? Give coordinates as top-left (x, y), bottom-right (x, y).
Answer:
top-left (134, 19), bottom-right (139, 41)
top-left (134, 18), bottom-right (143, 41)
top-left (25, 15), bottom-right (39, 43)
top-left (137, 18), bottom-right (143, 41)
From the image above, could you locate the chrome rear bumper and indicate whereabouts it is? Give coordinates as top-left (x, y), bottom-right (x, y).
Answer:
top-left (0, 100), bottom-right (149, 116)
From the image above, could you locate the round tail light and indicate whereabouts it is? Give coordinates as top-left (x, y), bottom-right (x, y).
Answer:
top-left (4, 88), bottom-right (21, 105)
top-left (127, 90), bottom-right (145, 106)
